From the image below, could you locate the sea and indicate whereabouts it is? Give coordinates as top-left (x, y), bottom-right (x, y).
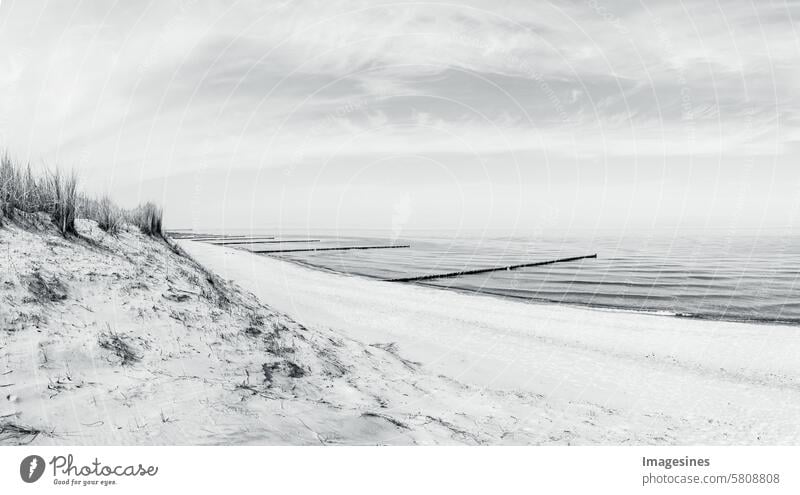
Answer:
top-left (188, 229), bottom-right (800, 326)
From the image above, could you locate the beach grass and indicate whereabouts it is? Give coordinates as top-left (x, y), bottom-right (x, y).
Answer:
top-left (79, 195), bottom-right (124, 235)
top-left (0, 152), bottom-right (162, 236)
top-left (46, 168), bottom-right (79, 235)
top-left (129, 202), bottom-right (163, 237)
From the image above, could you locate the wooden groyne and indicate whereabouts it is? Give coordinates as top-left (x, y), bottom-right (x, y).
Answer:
top-left (168, 234), bottom-right (226, 240)
top-left (185, 236), bottom-right (275, 242)
top-left (253, 245), bottom-right (411, 254)
top-left (166, 232), bottom-right (275, 241)
top-left (388, 254), bottom-right (597, 283)
top-left (169, 234), bottom-right (275, 241)
top-left (212, 239), bottom-right (321, 246)
top-left (167, 232), bottom-right (231, 238)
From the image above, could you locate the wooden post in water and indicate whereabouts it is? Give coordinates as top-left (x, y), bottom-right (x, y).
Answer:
top-left (388, 253), bottom-right (597, 283)
top-left (252, 245), bottom-right (411, 254)
top-left (208, 238), bottom-right (311, 245)
top-left (169, 234), bottom-right (275, 241)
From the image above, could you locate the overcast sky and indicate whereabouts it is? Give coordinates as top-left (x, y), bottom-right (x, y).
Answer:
top-left (1, 0), bottom-right (798, 233)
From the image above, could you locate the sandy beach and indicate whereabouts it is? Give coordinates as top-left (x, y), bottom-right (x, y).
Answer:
top-left (3, 213), bottom-right (799, 445)
top-left (1, 218), bottom-right (696, 445)
top-left (181, 240), bottom-right (800, 444)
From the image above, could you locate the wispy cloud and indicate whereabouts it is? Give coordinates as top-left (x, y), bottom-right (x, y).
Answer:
top-left (0, 0), bottom-right (796, 190)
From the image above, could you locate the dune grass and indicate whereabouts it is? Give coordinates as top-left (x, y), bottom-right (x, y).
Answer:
top-left (129, 202), bottom-right (163, 236)
top-left (48, 169), bottom-right (79, 235)
top-left (0, 155), bottom-right (47, 218)
top-left (79, 195), bottom-right (124, 235)
top-left (0, 153), bottom-right (163, 236)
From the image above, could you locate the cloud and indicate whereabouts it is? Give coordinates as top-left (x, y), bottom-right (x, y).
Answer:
top-left (0, 0), bottom-right (796, 193)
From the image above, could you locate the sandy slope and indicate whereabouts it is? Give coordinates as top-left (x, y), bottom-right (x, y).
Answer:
top-left (180, 240), bottom-right (800, 444)
top-left (2, 217), bottom-right (679, 445)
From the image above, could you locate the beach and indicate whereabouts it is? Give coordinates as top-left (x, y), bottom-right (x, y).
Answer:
top-left (3, 215), bottom-right (799, 445)
top-left (181, 240), bottom-right (800, 444)
top-left (0, 218), bottom-right (691, 445)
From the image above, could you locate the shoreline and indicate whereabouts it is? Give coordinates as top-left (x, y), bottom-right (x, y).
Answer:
top-left (5, 219), bottom-right (798, 445)
top-left (247, 252), bottom-right (800, 328)
top-left (180, 239), bottom-right (800, 444)
top-left (9, 219), bottom-right (611, 445)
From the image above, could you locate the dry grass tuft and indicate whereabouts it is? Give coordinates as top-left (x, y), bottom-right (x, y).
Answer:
top-left (46, 169), bottom-right (78, 235)
top-left (98, 328), bottom-right (142, 366)
top-left (129, 202), bottom-right (163, 237)
top-left (0, 421), bottom-right (44, 445)
top-left (24, 270), bottom-right (68, 302)
top-left (79, 195), bottom-right (124, 235)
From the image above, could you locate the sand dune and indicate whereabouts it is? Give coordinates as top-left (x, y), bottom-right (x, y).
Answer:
top-left (181, 240), bottom-right (800, 444)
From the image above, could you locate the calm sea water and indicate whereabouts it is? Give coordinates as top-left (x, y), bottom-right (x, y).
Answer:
top-left (223, 230), bottom-right (800, 325)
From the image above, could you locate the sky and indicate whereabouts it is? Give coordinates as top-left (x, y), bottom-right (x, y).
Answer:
top-left (0, 0), bottom-right (799, 233)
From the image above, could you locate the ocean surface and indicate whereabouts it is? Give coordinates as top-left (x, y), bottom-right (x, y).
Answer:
top-left (201, 230), bottom-right (800, 325)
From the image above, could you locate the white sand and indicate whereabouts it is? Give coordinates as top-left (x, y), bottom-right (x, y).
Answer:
top-left (181, 240), bottom-right (800, 444)
top-left (3, 217), bottom-right (798, 445)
